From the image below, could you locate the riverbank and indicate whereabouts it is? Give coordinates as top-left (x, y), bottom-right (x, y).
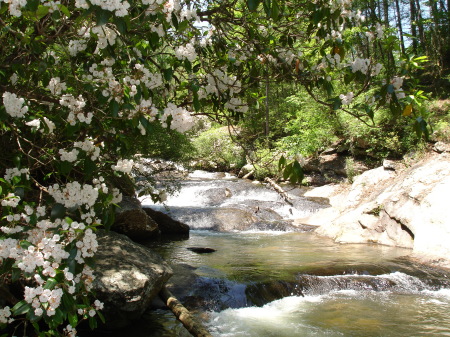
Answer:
top-left (295, 149), bottom-right (450, 269)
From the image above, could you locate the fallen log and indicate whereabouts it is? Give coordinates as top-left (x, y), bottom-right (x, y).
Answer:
top-left (264, 177), bottom-right (293, 206)
top-left (159, 286), bottom-right (213, 337)
top-left (242, 170), bottom-right (254, 179)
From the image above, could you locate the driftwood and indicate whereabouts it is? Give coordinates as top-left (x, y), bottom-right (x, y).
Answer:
top-left (242, 170), bottom-right (254, 179)
top-left (264, 177), bottom-right (293, 206)
top-left (159, 286), bottom-right (213, 337)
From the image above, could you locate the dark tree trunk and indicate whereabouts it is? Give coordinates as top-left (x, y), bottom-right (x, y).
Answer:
top-left (394, 0), bottom-right (406, 55)
top-left (410, 0), bottom-right (418, 53)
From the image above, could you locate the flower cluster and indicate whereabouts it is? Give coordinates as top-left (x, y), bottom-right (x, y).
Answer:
top-left (1, 193), bottom-right (21, 208)
top-left (92, 25), bottom-right (119, 51)
top-left (74, 138), bottom-right (101, 160)
top-left (0, 306), bottom-right (13, 324)
top-left (161, 103), bottom-right (195, 133)
top-left (112, 159), bottom-right (134, 174)
top-left (4, 167), bottom-right (29, 183)
top-left (340, 91), bottom-right (354, 106)
top-left (59, 148), bottom-right (80, 162)
top-left (24, 286), bottom-right (64, 317)
top-left (391, 76), bottom-right (405, 99)
top-left (48, 77), bottom-right (67, 95)
top-left (25, 117), bottom-right (56, 134)
top-left (2, 92), bottom-right (28, 118)
top-left (349, 57), bottom-right (370, 75)
top-left (59, 94), bottom-right (92, 125)
top-left (48, 182), bottom-right (99, 208)
top-left (175, 42), bottom-right (197, 62)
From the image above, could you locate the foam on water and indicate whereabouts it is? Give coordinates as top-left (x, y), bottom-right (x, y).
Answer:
top-left (206, 275), bottom-right (450, 337)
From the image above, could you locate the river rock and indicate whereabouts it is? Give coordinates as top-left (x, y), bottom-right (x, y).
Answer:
top-left (113, 196), bottom-right (159, 241)
top-left (212, 208), bottom-right (260, 231)
top-left (93, 230), bottom-right (173, 328)
top-left (434, 141), bottom-right (450, 153)
top-left (143, 207), bottom-right (190, 237)
top-left (298, 152), bottom-right (450, 268)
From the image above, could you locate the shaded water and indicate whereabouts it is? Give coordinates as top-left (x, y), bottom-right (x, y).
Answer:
top-left (128, 171), bottom-right (450, 336)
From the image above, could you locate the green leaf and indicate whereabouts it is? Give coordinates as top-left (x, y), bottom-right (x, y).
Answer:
top-left (51, 203), bottom-right (66, 220)
top-left (247, 0), bottom-right (260, 11)
top-left (58, 4), bottom-right (70, 17)
top-left (114, 17), bottom-right (129, 34)
top-left (387, 84), bottom-right (395, 94)
top-left (178, 20), bottom-right (189, 32)
top-left (97, 310), bottom-right (106, 324)
top-left (149, 32), bottom-right (159, 47)
top-left (36, 5), bottom-right (50, 19)
top-left (68, 311), bottom-right (78, 328)
top-left (291, 160), bottom-right (304, 184)
top-left (184, 59), bottom-right (192, 72)
top-left (163, 68), bottom-right (173, 81)
top-left (89, 316), bottom-right (98, 330)
top-left (84, 158), bottom-right (97, 179)
top-left (14, 187), bottom-right (24, 199)
top-left (283, 163), bottom-right (292, 180)
top-left (95, 9), bottom-right (112, 26)
top-left (11, 268), bottom-right (21, 282)
top-left (20, 240), bottom-right (32, 249)
top-left (62, 293), bottom-right (77, 313)
top-left (110, 99), bottom-right (120, 117)
top-left (44, 277), bottom-right (58, 290)
top-left (278, 155), bottom-right (287, 171)
top-left (13, 155), bottom-right (21, 169)
top-left (193, 93), bottom-right (201, 112)
top-left (60, 161), bottom-right (72, 176)
top-left (12, 300), bottom-right (31, 316)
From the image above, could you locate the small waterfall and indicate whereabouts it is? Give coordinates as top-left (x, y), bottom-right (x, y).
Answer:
top-left (295, 271), bottom-right (450, 296)
top-left (140, 170), bottom-right (326, 231)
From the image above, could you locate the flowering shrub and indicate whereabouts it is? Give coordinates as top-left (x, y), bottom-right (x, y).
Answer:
top-left (0, 0), bottom-right (427, 335)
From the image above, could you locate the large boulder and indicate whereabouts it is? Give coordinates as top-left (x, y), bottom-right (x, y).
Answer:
top-left (143, 207), bottom-right (190, 236)
top-left (297, 152), bottom-right (450, 268)
top-left (113, 196), bottom-right (159, 241)
top-left (93, 230), bottom-right (173, 328)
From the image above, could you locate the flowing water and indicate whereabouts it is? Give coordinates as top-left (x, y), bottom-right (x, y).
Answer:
top-left (114, 171), bottom-right (450, 336)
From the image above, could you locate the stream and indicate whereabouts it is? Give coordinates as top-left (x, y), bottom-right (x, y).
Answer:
top-left (111, 171), bottom-right (450, 336)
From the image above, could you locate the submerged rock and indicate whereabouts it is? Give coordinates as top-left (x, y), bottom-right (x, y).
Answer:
top-left (93, 230), bottom-right (173, 328)
top-left (187, 247), bottom-right (217, 254)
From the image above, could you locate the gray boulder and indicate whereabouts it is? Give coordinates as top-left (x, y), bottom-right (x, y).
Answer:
top-left (93, 230), bottom-right (173, 328)
top-left (113, 196), bottom-right (159, 240)
top-left (143, 207), bottom-right (190, 236)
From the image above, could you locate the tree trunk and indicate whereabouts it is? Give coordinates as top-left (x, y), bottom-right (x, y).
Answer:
top-left (410, 0), bottom-right (418, 54)
top-left (415, 0), bottom-right (427, 55)
top-left (394, 0), bottom-right (406, 55)
top-left (383, 0), bottom-right (389, 25)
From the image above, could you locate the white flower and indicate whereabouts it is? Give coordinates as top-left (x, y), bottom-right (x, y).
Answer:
top-left (112, 159), bottom-right (134, 174)
top-left (174, 43), bottom-right (197, 62)
top-left (48, 77), bottom-right (67, 95)
top-left (10, 73), bottom-right (18, 85)
top-left (2, 92), bottom-right (28, 118)
top-left (59, 148), bottom-right (79, 162)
